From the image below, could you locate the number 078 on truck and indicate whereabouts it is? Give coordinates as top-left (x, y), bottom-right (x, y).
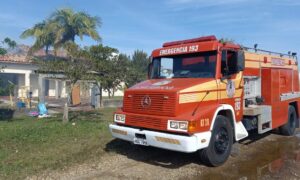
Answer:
top-left (109, 35), bottom-right (300, 166)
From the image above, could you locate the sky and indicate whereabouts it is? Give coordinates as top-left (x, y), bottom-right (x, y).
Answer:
top-left (0, 0), bottom-right (299, 56)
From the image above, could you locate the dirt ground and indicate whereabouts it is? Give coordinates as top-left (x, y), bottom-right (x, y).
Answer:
top-left (27, 130), bottom-right (300, 180)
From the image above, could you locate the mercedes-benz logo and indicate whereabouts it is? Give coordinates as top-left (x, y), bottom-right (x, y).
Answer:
top-left (141, 95), bottom-right (151, 108)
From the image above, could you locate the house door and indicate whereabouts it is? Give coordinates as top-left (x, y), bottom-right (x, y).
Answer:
top-left (72, 84), bottom-right (81, 105)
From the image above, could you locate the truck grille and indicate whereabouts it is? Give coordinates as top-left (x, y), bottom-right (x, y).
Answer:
top-left (123, 92), bottom-right (177, 116)
top-left (126, 115), bottom-right (167, 130)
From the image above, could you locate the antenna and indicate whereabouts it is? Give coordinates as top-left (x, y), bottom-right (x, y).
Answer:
top-left (254, 44), bottom-right (258, 52)
top-left (292, 52), bottom-right (298, 61)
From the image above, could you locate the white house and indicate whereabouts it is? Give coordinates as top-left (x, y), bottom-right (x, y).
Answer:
top-left (0, 45), bottom-right (124, 104)
top-left (0, 54), bottom-right (68, 100)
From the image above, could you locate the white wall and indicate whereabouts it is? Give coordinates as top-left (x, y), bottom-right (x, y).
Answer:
top-left (102, 82), bottom-right (125, 97)
top-left (2, 67), bottom-right (32, 98)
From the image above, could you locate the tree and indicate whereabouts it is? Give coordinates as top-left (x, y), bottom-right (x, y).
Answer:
top-left (101, 53), bottom-right (129, 98)
top-left (0, 37), bottom-right (17, 55)
top-left (87, 45), bottom-right (125, 106)
top-left (0, 37), bottom-right (17, 70)
top-left (20, 21), bottom-right (55, 54)
top-left (34, 42), bottom-right (93, 123)
top-left (35, 42), bottom-right (91, 105)
top-left (0, 38), bottom-right (17, 101)
top-left (0, 38), bottom-right (8, 70)
top-left (125, 50), bottom-right (149, 87)
top-left (20, 8), bottom-right (103, 121)
top-left (0, 48), bottom-right (6, 56)
top-left (3, 38), bottom-right (17, 49)
top-left (20, 8), bottom-right (101, 54)
top-left (219, 38), bottom-right (235, 44)
top-left (49, 8), bottom-right (101, 45)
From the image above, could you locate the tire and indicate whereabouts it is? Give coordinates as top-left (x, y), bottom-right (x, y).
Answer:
top-left (280, 105), bottom-right (297, 136)
top-left (199, 115), bottom-right (233, 167)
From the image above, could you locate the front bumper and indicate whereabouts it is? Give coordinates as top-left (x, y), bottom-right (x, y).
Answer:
top-left (109, 124), bottom-right (211, 153)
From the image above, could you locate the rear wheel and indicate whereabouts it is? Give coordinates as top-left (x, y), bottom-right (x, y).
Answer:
top-left (280, 105), bottom-right (297, 136)
top-left (199, 115), bottom-right (233, 167)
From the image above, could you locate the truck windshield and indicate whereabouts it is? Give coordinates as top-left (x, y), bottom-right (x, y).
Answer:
top-left (150, 51), bottom-right (217, 79)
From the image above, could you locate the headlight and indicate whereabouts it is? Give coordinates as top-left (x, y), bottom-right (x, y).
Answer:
top-left (168, 120), bottom-right (188, 132)
top-left (114, 114), bottom-right (126, 123)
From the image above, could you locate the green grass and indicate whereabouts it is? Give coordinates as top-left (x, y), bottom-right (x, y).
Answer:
top-left (0, 108), bottom-right (116, 179)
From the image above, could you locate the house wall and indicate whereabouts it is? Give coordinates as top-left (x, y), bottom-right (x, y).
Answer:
top-left (102, 89), bottom-right (124, 97)
top-left (1, 65), bottom-right (32, 98)
top-left (102, 82), bottom-right (125, 97)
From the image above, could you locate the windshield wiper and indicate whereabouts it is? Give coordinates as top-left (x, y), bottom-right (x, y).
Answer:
top-left (153, 76), bottom-right (166, 79)
top-left (172, 76), bottom-right (190, 78)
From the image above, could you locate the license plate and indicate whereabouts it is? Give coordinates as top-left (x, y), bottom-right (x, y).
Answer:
top-left (133, 137), bottom-right (148, 146)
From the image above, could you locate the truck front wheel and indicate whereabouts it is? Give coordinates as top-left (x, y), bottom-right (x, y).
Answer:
top-left (199, 115), bottom-right (233, 167)
top-left (280, 105), bottom-right (296, 136)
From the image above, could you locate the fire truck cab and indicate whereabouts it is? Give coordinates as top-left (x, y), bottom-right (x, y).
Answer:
top-left (109, 35), bottom-right (300, 166)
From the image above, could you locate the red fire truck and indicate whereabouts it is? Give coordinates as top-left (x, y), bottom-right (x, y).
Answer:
top-left (109, 35), bottom-right (299, 166)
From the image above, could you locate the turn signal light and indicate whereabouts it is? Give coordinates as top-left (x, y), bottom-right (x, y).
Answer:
top-left (188, 121), bottom-right (197, 132)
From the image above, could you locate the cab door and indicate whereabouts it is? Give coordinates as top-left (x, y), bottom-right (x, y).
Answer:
top-left (218, 49), bottom-right (245, 121)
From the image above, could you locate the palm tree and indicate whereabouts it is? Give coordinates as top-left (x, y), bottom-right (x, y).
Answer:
top-left (20, 21), bottom-right (55, 54)
top-left (0, 37), bottom-right (17, 55)
top-left (50, 8), bottom-right (101, 46)
top-left (3, 38), bottom-right (17, 49)
top-left (20, 8), bottom-right (101, 54)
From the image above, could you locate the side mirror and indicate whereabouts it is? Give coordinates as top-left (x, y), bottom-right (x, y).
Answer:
top-left (221, 50), bottom-right (229, 76)
top-left (147, 63), bottom-right (153, 79)
top-left (237, 50), bottom-right (245, 71)
top-left (221, 50), bottom-right (227, 65)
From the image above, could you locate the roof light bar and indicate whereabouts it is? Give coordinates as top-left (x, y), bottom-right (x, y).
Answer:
top-left (162, 35), bottom-right (217, 47)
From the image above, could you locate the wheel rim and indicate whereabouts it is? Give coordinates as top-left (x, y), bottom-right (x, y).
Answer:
top-left (214, 127), bottom-right (229, 154)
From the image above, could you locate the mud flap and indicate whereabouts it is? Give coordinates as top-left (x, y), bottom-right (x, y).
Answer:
top-left (234, 121), bottom-right (248, 141)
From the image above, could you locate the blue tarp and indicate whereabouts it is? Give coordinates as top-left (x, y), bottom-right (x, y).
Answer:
top-left (38, 103), bottom-right (48, 115)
